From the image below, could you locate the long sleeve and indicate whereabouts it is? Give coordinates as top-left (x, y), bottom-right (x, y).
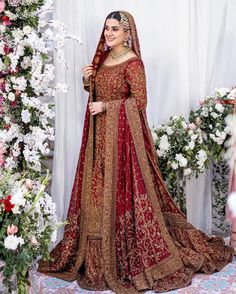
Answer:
top-left (82, 76), bottom-right (90, 92)
top-left (124, 59), bottom-right (147, 111)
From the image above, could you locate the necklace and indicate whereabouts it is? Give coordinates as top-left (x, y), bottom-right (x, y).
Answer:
top-left (109, 47), bottom-right (131, 60)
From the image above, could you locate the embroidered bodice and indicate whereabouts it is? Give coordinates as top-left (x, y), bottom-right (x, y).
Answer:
top-left (95, 57), bottom-right (147, 111)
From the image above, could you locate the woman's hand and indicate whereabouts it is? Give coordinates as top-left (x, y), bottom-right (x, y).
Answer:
top-left (82, 64), bottom-right (93, 82)
top-left (89, 102), bottom-right (104, 115)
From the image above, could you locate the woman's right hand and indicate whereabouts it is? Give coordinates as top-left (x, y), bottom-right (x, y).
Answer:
top-left (82, 64), bottom-right (93, 82)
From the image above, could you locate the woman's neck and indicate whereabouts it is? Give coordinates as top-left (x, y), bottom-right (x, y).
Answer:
top-left (110, 45), bottom-right (125, 54)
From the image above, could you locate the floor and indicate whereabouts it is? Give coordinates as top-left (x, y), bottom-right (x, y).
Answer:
top-left (28, 257), bottom-right (236, 294)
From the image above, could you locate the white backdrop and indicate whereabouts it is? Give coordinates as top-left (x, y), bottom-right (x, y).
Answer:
top-left (52, 0), bottom-right (236, 238)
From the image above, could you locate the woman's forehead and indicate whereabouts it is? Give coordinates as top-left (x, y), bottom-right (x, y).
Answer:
top-left (105, 18), bottom-right (121, 27)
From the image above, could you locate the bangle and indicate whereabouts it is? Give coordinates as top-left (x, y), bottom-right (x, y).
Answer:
top-left (82, 76), bottom-right (90, 87)
top-left (102, 102), bottom-right (107, 112)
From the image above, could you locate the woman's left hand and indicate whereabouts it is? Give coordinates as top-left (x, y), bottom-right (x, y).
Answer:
top-left (89, 102), bottom-right (103, 115)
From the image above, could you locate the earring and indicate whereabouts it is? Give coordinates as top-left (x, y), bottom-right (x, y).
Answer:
top-left (104, 42), bottom-right (108, 51)
top-left (123, 37), bottom-right (129, 47)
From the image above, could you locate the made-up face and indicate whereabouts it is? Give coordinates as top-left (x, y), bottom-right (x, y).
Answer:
top-left (104, 18), bottom-right (128, 49)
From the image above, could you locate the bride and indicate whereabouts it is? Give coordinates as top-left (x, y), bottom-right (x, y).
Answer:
top-left (39, 11), bottom-right (233, 293)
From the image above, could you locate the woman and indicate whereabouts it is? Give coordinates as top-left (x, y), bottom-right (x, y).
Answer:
top-left (39, 11), bottom-right (233, 293)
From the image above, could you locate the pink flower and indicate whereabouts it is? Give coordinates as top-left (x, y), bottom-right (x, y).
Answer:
top-left (0, 155), bottom-right (4, 166)
top-left (195, 117), bottom-right (202, 126)
top-left (199, 99), bottom-right (205, 106)
top-left (25, 178), bottom-right (33, 190)
top-left (189, 123), bottom-right (197, 131)
top-left (0, 0), bottom-right (5, 13)
top-left (7, 224), bottom-right (18, 235)
top-left (29, 236), bottom-right (39, 246)
top-left (8, 0), bottom-right (21, 6)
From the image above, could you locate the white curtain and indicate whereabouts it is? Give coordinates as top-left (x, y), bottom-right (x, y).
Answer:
top-left (52, 0), bottom-right (236, 240)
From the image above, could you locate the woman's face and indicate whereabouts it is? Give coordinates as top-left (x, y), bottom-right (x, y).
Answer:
top-left (104, 18), bottom-right (128, 49)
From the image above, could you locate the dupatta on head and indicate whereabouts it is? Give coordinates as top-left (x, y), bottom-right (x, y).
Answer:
top-left (89, 11), bottom-right (142, 101)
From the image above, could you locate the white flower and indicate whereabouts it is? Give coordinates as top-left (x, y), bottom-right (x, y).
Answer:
top-left (175, 154), bottom-right (188, 167)
top-left (166, 126), bottom-right (173, 135)
top-left (159, 135), bottom-right (170, 151)
top-left (11, 188), bottom-right (26, 207)
top-left (8, 52), bottom-right (19, 70)
top-left (11, 76), bottom-right (27, 91)
top-left (215, 87), bottom-right (230, 97)
top-left (157, 149), bottom-right (165, 157)
top-left (196, 150), bottom-right (207, 170)
top-left (171, 162), bottom-right (178, 170)
top-left (21, 109), bottom-right (31, 123)
top-left (12, 29), bottom-right (24, 42)
top-left (4, 235), bottom-right (24, 251)
top-left (23, 25), bottom-right (32, 35)
top-left (21, 56), bottom-right (31, 69)
top-left (8, 92), bottom-right (15, 101)
top-left (211, 112), bottom-right (219, 119)
top-left (12, 205), bottom-right (20, 214)
top-left (190, 134), bottom-right (198, 141)
top-left (215, 103), bottom-right (224, 113)
top-left (0, 25), bottom-right (6, 34)
top-left (188, 141), bottom-right (195, 150)
top-left (184, 168), bottom-right (192, 176)
top-left (228, 88), bottom-right (236, 100)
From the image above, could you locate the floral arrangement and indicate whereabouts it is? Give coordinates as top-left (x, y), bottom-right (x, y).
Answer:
top-left (153, 87), bottom-right (235, 216)
top-left (0, 170), bottom-right (62, 293)
top-left (153, 115), bottom-right (209, 212)
top-left (189, 87), bottom-right (236, 162)
top-left (0, 0), bottom-right (72, 292)
top-left (0, 0), bottom-right (69, 173)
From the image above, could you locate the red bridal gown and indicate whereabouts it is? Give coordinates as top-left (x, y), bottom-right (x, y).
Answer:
top-left (39, 57), bottom-right (233, 293)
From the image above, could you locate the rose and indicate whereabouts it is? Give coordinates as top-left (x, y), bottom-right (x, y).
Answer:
top-left (7, 224), bottom-right (18, 235)
top-left (8, 0), bottom-right (21, 6)
top-left (2, 16), bottom-right (11, 26)
top-left (195, 117), bottom-right (202, 126)
top-left (0, 0), bottom-right (5, 13)
top-left (25, 178), bottom-right (33, 190)
top-left (189, 123), bottom-right (197, 131)
top-left (199, 99), bottom-right (205, 105)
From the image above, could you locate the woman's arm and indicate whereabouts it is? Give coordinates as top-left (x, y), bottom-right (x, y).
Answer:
top-left (124, 59), bottom-right (147, 111)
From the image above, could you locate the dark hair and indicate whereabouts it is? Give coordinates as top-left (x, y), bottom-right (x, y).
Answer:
top-left (106, 11), bottom-right (121, 21)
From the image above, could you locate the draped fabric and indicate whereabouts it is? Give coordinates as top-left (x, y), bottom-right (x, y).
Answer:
top-left (39, 11), bottom-right (233, 293)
